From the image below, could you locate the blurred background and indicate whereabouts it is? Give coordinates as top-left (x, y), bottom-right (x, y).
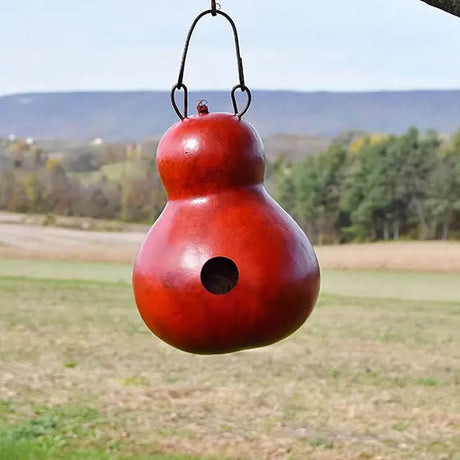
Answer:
top-left (0, 1), bottom-right (459, 460)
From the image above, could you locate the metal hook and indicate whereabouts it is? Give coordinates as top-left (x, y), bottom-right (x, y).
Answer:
top-left (171, 83), bottom-right (188, 120)
top-left (231, 84), bottom-right (251, 118)
top-left (171, 6), bottom-right (251, 120)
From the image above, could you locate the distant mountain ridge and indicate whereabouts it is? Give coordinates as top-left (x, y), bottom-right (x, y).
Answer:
top-left (0, 89), bottom-right (459, 140)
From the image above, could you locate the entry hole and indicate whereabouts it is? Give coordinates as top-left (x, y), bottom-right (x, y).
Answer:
top-left (200, 257), bottom-right (239, 295)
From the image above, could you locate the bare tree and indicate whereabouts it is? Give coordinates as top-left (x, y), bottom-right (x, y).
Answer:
top-left (421, 0), bottom-right (460, 17)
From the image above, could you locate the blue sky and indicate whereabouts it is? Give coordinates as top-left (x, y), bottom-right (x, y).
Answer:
top-left (1, 0), bottom-right (459, 95)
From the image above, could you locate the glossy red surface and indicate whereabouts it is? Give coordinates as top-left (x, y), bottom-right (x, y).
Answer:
top-left (132, 110), bottom-right (320, 354)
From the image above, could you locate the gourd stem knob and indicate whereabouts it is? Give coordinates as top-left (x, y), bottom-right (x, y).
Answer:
top-left (197, 100), bottom-right (209, 115)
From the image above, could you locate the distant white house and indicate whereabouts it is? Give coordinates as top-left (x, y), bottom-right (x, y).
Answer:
top-left (91, 138), bottom-right (103, 146)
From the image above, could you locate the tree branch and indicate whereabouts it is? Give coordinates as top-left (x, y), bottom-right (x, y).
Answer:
top-left (420, 0), bottom-right (460, 17)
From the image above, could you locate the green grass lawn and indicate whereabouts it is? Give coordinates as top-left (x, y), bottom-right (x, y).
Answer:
top-left (0, 258), bottom-right (459, 302)
top-left (0, 259), bottom-right (132, 284)
top-left (0, 435), bottom-right (218, 460)
top-left (0, 259), bottom-right (459, 459)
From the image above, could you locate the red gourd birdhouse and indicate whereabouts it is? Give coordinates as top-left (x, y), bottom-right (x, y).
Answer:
top-left (132, 5), bottom-right (320, 354)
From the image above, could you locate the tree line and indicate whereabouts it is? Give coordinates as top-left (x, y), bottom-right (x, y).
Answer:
top-left (0, 128), bottom-right (459, 243)
top-left (0, 140), bottom-right (165, 223)
top-left (272, 128), bottom-right (460, 243)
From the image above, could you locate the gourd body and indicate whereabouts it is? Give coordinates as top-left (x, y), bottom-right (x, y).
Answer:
top-left (133, 111), bottom-right (320, 354)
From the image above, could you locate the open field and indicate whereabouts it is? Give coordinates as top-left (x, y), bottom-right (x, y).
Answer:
top-left (1, 259), bottom-right (460, 303)
top-left (72, 162), bottom-right (129, 186)
top-left (1, 212), bottom-right (460, 272)
top-left (0, 259), bottom-right (459, 459)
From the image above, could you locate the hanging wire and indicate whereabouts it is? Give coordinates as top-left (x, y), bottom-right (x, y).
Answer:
top-left (171, 2), bottom-right (252, 120)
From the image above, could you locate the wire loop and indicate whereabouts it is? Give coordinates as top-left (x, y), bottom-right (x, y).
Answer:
top-left (171, 83), bottom-right (188, 120)
top-left (231, 84), bottom-right (252, 118)
top-left (170, 7), bottom-right (251, 119)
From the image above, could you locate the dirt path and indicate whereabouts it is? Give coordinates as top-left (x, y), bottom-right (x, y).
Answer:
top-left (1, 213), bottom-right (460, 271)
top-left (317, 241), bottom-right (460, 272)
top-left (0, 213), bottom-right (144, 263)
